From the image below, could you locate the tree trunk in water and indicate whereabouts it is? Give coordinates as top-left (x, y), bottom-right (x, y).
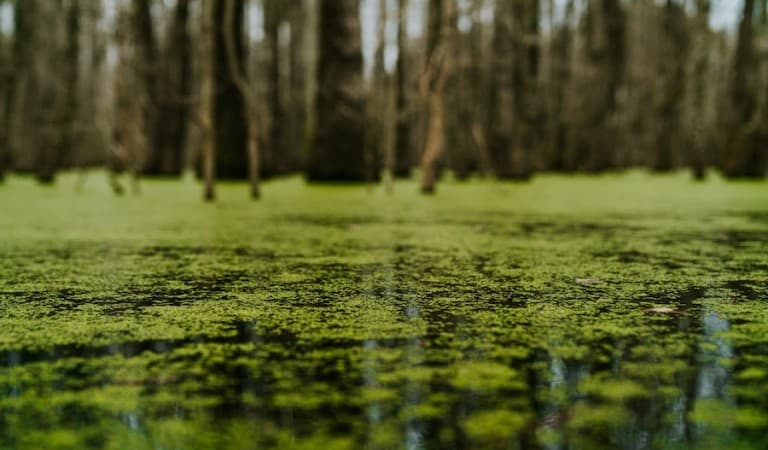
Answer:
top-left (510, 0), bottom-right (540, 179)
top-left (213, 0), bottom-right (248, 180)
top-left (366, 0), bottom-right (388, 184)
top-left (568, 0), bottom-right (626, 172)
top-left (224, 0), bottom-right (260, 199)
top-left (307, 0), bottom-right (366, 181)
top-left (263, 0), bottom-right (284, 177)
top-left (144, 0), bottom-right (192, 176)
top-left (0, 1), bottom-right (13, 181)
top-left (31, 1), bottom-right (63, 184)
top-left (419, 0), bottom-right (456, 194)
top-left (286, 0), bottom-right (306, 173)
top-left (688, 0), bottom-right (711, 180)
top-left (131, 0), bottom-right (158, 176)
top-left (201, 0), bottom-right (216, 201)
top-left (393, 0), bottom-right (412, 178)
top-left (652, 1), bottom-right (689, 172)
top-left (57, 0), bottom-right (80, 171)
top-left (547, 0), bottom-right (574, 171)
top-left (723, 0), bottom-right (767, 178)
top-left (488, 0), bottom-right (539, 179)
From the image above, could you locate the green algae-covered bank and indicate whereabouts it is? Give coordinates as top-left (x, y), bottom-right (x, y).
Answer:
top-left (1, 172), bottom-right (767, 450)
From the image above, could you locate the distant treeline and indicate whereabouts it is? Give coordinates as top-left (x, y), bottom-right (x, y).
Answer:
top-left (0, 0), bottom-right (766, 198)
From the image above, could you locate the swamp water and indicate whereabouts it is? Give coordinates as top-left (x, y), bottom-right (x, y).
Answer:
top-left (0, 172), bottom-right (767, 449)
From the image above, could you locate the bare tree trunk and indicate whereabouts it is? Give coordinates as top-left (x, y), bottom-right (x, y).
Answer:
top-left (144, 0), bottom-right (192, 176)
top-left (307, 0), bottom-right (366, 181)
top-left (419, 0), bottom-right (456, 194)
top-left (264, 0), bottom-right (283, 176)
top-left (567, 0), bottom-right (626, 172)
top-left (510, 0), bottom-right (540, 179)
top-left (201, 0), bottom-right (216, 201)
top-left (393, 0), bottom-right (411, 179)
top-left (286, 0), bottom-right (306, 172)
top-left (224, 0), bottom-right (260, 199)
top-left (57, 0), bottom-right (80, 171)
top-left (131, 0), bottom-right (158, 177)
top-left (368, 0), bottom-right (388, 187)
top-left (687, 0), bottom-right (711, 180)
top-left (723, 0), bottom-right (767, 178)
top-left (0, 1), bottom-right (13, 181)
top-left (652, 0), bottom-right (689, 172)
top-left (547, 0), bottom-right (574, 171)
top-left (214, 0), bottom-right (248, 179)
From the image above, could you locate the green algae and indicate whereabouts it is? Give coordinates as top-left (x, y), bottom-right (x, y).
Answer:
top-left (0, 170), bottom-right (767, 449)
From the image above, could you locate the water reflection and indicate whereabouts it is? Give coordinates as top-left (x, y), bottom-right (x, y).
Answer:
top-left (0, 293), bottom-right (763, 449)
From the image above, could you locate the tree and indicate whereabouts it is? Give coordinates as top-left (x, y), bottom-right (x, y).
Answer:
top-left (366, 0), bottom-right (388, 185)
top-left (546, 0), bottom-right (575, 171)
top-left (130, 0), bottom-right (157, 180)
top-left (488, 0), bottom-right (539, 179)
top-left (419, 0), bottom-right (457, 193)
top-left (722, 0), bottom-right (767, 178)
top-left (213, 0), bottom-right (249, 179)
top-left (652, 0), bottom-right (689, 171)
top-left (201, 0), bottom-right (216, 201)
top-left (57, 0), bottom-right (81, 173)
top-left (307, 0), bottom-right (367, 181)
top-left (143, 0), bottom-right (193, 176)
top-left (224, 0), bottom-right (261, 198)
top-left (0, 0), bottom-right (12, 182)
top-left (393, 0), bottom-right (412, 178)
top-left (16, 0), bottom-right (69, 183)
top-left (567, 0), bottom-right (626, 172)
top-left (686, 0), bottom-right (712, 180)
top-left (263, 0), bottom-right (285, 177)
top-left (112, 4), bottom-right (147, 194)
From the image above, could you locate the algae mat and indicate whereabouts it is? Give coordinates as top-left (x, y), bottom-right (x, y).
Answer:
top-left (1, 172), bottom-right (767, 449)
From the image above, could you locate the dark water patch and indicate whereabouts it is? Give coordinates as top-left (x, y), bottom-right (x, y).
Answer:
top-left (661, 229), bottom-right (768, 249)
top-left (277, 214), bottom-right (379, 229)
top-left (638, 286), bottom-right (708, 308)
top-left (0, 321), bottom-right (296, 368)
top-left (740, 211), bottom-right (768, 225)
top-left (514, 221), bottom-right (642, 239)
top-left (138, 245), bottom-right (276, 260)
top-left (723, 280), bottom-right (761, 301)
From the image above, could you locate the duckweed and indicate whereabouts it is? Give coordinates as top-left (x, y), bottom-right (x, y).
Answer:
top-left (0, 171), bottom-right (767, 449)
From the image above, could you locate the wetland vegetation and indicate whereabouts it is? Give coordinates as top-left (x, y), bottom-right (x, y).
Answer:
top-left (1, 172), bottom-right (767, 449)
top-left (2, 0), bottom-right (767, 448)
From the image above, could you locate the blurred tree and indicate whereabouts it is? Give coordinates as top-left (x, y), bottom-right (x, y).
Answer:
top-left (224, 0), bottom-right (261, 198)
top-left (652, 0), bottom-right (689, 172)
top-left (722, 0), bottom-right (768, 178)
top-left (546, 0), bottom-right (575, 171)
top-left (393, 0), bottom-right (412, 178)
top-left (143, 0), bottom-right (192, 176)
top-left (130, 0), bottom-right (156, 180)
top-left (19, 0), bottom-right (68, 183)
top-left (0, 0), bottom-right (764, 187)
top-left (263, 0), bottom-right (285, 177)
top-left (567, 0), bottom-right (626, 172)
top-left (0, 0), bottom-right (10, 182)
top-left (420, 0), bottom-right (457, 193)
top-left (201, 0), bottom-right (216, 201)
top-left (113, 4), bottom-right (147, 194)
top-left (686, 0), bottom-right (712, 180)
top-left (285, 0), bottom-right (307, 173)
top-left (488, 0), bottom-right (539, 179)
top-left (214, 0), bottom-right (249, 179)
top-left (307, 0), bottom-right (367, 181)
top-left (53, 0), bottom-right (81, 175)
top-left (366, 0), bottom-right (388, 184)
